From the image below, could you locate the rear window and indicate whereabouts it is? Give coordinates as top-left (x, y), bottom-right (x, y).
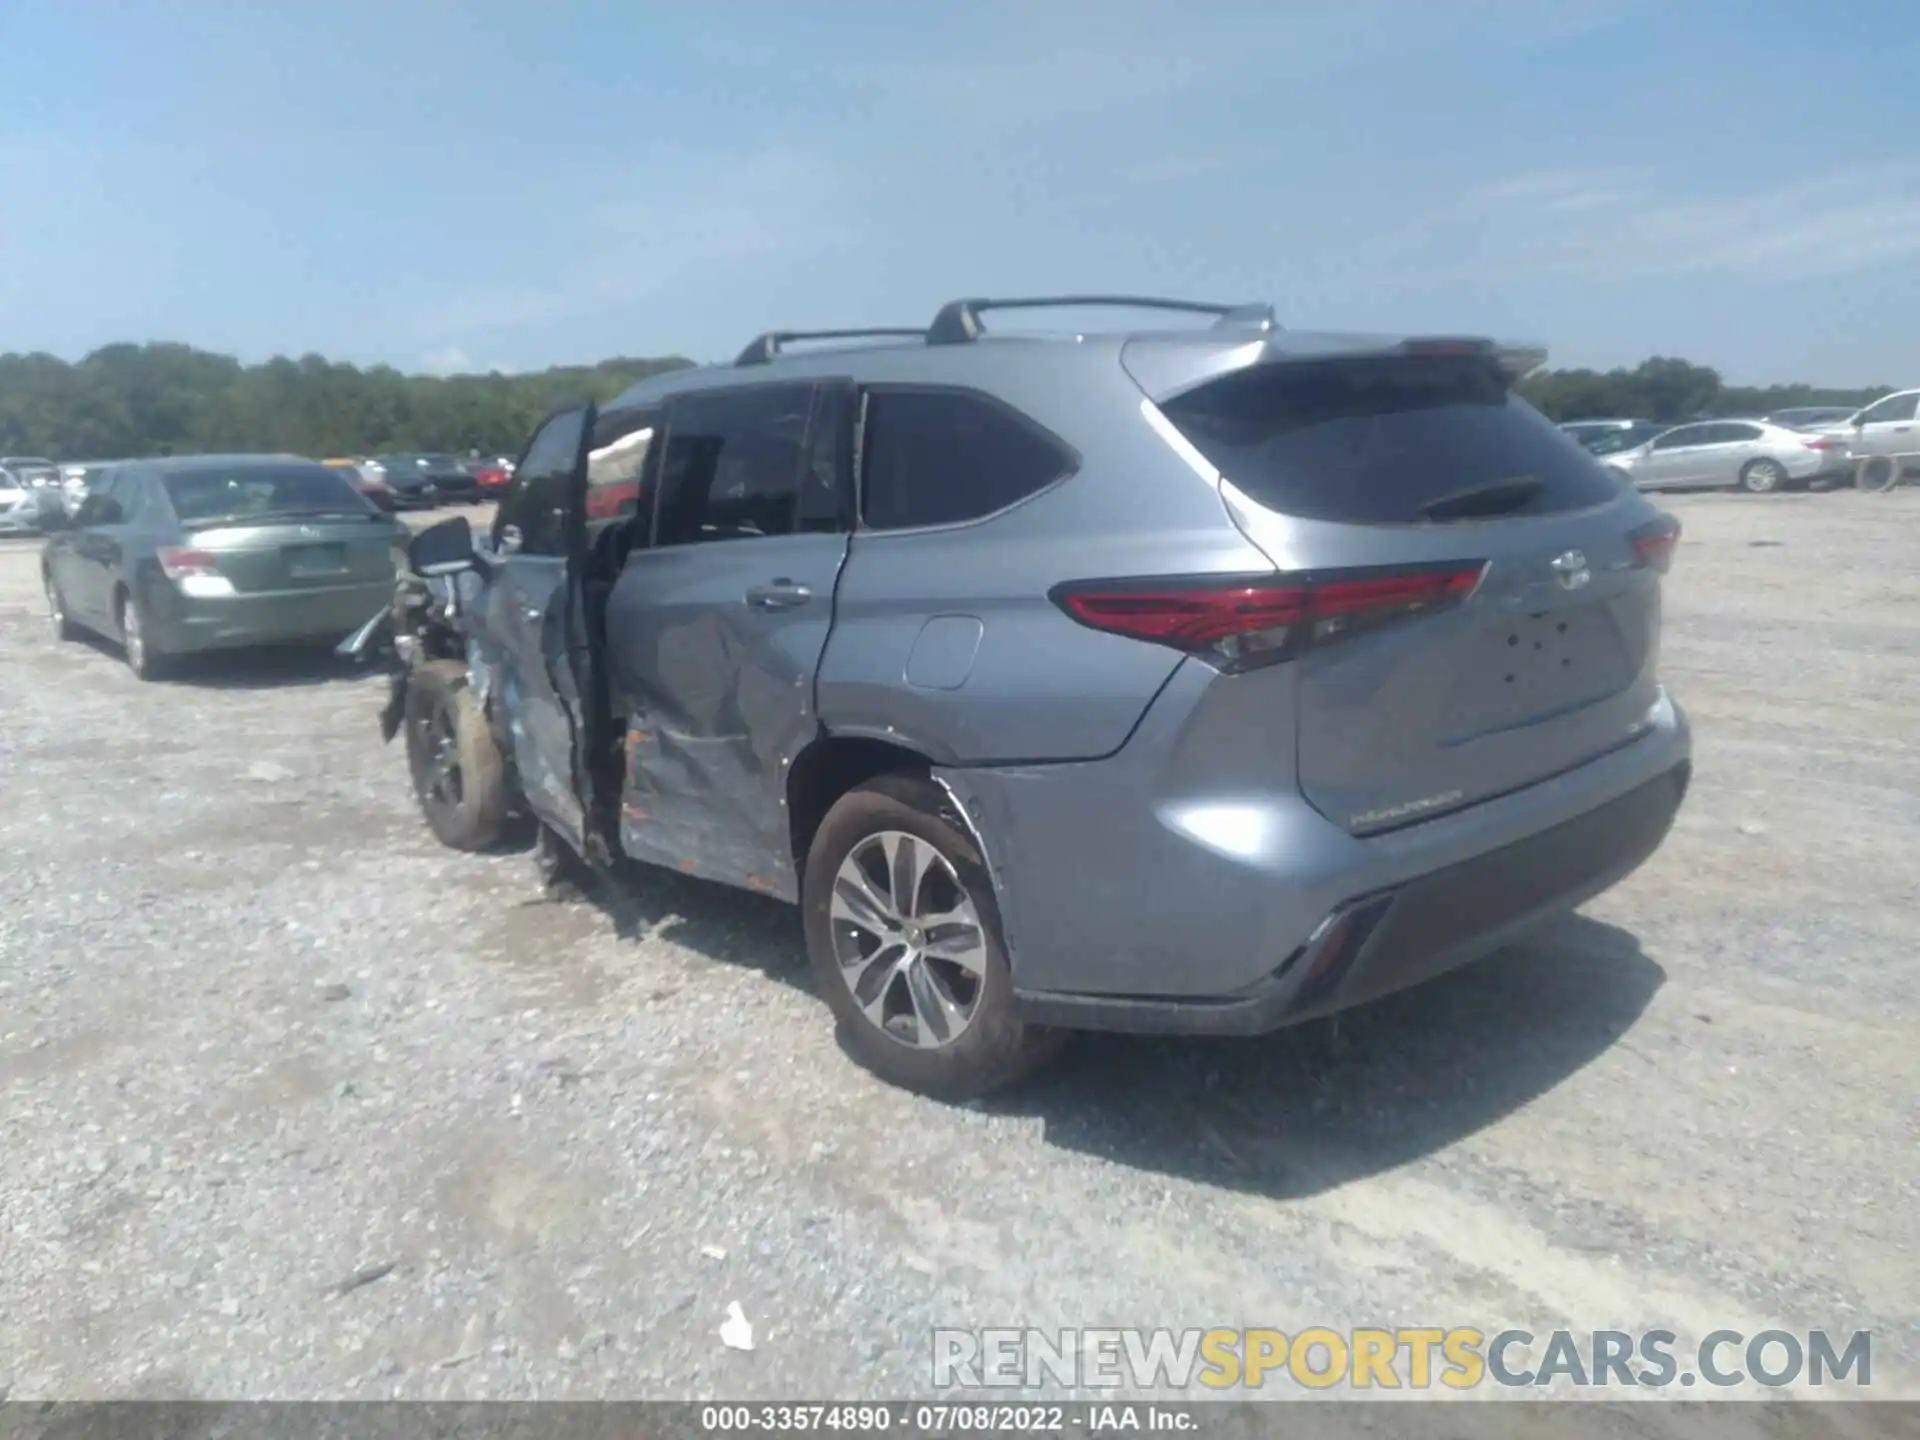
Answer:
top-left (1158, 356), bottom-right (1622, 524)
top-left (163, 465), bottom-right (375, 523)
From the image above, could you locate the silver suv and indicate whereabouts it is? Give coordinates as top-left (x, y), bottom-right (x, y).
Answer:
top-left (401, 295), bottom-right (1692, 1096)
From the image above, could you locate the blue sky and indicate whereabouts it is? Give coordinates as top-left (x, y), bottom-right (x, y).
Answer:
top-left (4, 0), bottom-right (1917, 384)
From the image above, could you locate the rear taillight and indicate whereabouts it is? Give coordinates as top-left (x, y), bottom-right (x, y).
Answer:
top-left (157, 547), bottom-right (220, 580)
top-left (1630, 515), bottom-right (1681, 574)
top-left (1803, 438), bottom-right (1844, 452)
top-left (158, 546), bottom-right (235, 597)
top-left (1050, 563), bottom-right (1485, 671)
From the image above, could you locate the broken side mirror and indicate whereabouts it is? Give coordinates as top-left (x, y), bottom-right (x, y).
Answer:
top-left (407, 515), bottom-right (476, 576)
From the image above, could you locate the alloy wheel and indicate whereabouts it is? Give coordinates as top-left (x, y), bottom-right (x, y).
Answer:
top-left (829, 829), bottom-right (987, 1049)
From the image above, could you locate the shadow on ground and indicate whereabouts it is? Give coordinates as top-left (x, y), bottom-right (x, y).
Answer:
top-left (996, 914), bottom-right (1664, 1200)
top-left (65, 629), bottom-right (374, 690)
top-left (564, 845), bottom-right (1664, 1199)
top-left (563, 848), bottom-right (815, 997)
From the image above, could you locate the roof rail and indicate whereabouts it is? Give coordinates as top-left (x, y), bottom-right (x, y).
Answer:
top-left (926, 295), bottom-right (1276, 345)
top-left (734, 328), bottom-right (926, 367)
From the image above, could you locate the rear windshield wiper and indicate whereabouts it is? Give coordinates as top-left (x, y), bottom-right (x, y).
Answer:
top-left (1416, 476), bottom-right (1546, 521)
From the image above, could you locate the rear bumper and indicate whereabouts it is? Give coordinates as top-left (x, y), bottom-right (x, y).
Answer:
top-left (1788, 452), bottom-right (1854, 480)
top-left (1012, 760), bottom-right (1688, 1035)
top-left (936, 674), bottom-right (1691, 1034)
top-left (147, 581), bottom-right (393, 654)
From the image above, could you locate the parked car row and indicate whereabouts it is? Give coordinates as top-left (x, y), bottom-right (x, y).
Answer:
top-left (1558, 390), bottom-right (1919, 493)
top-left (321, 453), bottom-right (515, 512)
top-left (2, 451), bottom-right (515, 535)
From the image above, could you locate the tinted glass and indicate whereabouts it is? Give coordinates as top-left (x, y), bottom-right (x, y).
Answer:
top-left (72, 473), bottom-right (123, 525)
top-left (162, 465), bottom-right (374, 523)
top-left (119, 476), bottom-right (161, 524)
top-left (860, 388), bottom-right (1072, 530)
top-left (497, 406), bottom-right (589, 556)
top-left (1159, 356), bottom-right (1619, 524)
top-left (797, 384), bottom-right (852, 534)
top-left (1860, 392), bottom-right (1918, 424)
top-left (1651, 426), bottom-right (1708, 451)
top-left (655, 384), bottom-right (811, 546)
top-left (1586, 426), bottom-right (1659, 456)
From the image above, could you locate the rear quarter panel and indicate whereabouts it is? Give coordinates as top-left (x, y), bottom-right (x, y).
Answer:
top-left (816, 348), bottom-right (1275, 764)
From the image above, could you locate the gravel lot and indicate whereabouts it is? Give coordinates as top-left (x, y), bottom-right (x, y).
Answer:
top-left (1, 492), bottom-right (1915, 1410)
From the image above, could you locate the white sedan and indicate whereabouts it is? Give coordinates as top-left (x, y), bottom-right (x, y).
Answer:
top-left (1602, 419), bottom-right (1853, 493)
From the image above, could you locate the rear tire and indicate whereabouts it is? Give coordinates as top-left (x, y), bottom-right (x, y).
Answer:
top-left (116, 586), bottom-right (167, 681)
top-left (45, 570), bottom-right (78, 641)
top-left (801, 773), bottom-right (1066, 1099)
top-left (1856, 456), bottom-right (1900, 493)
top-left (404, 659), bottom-right (508, 851)
top-left (1738, 458), bottom-right (1786, 493)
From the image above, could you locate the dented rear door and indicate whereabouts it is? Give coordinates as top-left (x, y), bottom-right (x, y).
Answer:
top-left (605, 379), bottom-right (855, 898)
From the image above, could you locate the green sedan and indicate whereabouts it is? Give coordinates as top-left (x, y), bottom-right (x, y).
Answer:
top-left (40, 454), bottom-right (408, 680)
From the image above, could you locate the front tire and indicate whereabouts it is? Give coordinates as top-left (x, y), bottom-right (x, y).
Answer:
top-left (801, 773), bottom-right (1065, 1099)
top-left (404, 660), bottom-right (508, 851)
top-left (1738, 458), bottom-right (1786, 494)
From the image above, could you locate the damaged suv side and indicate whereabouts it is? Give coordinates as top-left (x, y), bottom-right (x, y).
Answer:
top-left (385, 296), bottom-right (1692, 1099)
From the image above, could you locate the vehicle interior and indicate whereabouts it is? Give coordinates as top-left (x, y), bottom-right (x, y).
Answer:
top-left (577, 407), bottom-right (663, 845)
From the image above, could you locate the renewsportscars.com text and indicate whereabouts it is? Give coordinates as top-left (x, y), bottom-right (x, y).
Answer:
top-left (932, 1327), bottom-right (1873, 1392)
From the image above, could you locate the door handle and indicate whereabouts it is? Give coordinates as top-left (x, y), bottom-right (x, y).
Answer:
top-left (522, 604), bottom-right (543, 622)
top-left (745, 580), bottom-right (812, 610)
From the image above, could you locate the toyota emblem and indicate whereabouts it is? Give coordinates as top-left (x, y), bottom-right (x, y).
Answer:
top-left (1550, 549), bottom-right (1591, 591)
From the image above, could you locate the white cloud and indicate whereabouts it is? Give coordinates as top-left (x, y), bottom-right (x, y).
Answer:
top-left (417, 347), bottom-right (509, 376)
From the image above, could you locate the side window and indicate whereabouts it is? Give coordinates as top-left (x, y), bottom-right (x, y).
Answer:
top-left (1651, 426), bottom-right (1705, 451)
top-left (73, 473), bottom-right (123, 526)
top-left (585, 408), bottom-right (660, 525)
top-left (117, 477), bottom-right (150, 524)
top-left (654, 384), bottom-right (812, 547)
top-left (797, 383), bottom-right (854, 534)
top-left (495, 404), bottom-right (590, 556)
top-left (1860, 392), bottom-right (1918, 425)
top-left (1722, 423), bottom-right (1764, 443)
top-left (859, 388), bottom-right (1074, 531)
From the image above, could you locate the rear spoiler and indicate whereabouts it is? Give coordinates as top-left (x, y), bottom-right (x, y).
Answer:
top-left (1400, 336), bottom-right (1548, 381)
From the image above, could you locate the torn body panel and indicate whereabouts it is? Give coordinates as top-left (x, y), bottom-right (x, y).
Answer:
top-left (620, 714), bottom-right (800, 899)
top-left (603, 531), bottom-right (850, 899)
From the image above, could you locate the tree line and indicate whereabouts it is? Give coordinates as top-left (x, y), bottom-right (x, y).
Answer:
top-left (0, 342), bottom-right (1898, 462)
top-left (1519, 357), bottom-right (1891, 424)
top-left (0, 343), bottom-right (695, 461)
